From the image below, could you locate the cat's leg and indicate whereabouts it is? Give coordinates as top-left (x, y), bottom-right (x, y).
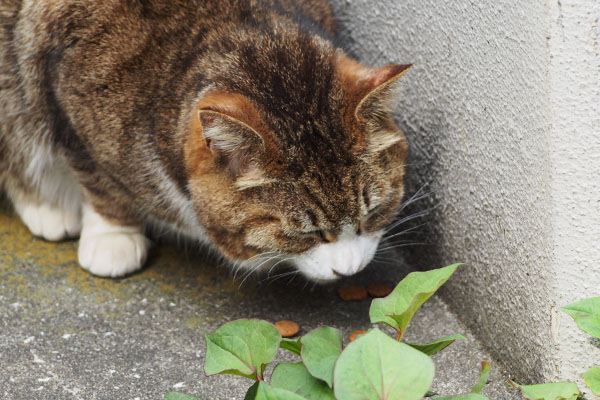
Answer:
top-left (11, 195), bottom-right (81, 241)
top-left (77, 202), bottom-right (151, 277)
top-left (4, 153), bottom-right (83, 242)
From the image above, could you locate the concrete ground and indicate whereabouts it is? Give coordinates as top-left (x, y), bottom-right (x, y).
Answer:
top-left (0, 199), bottom-right (522, 400)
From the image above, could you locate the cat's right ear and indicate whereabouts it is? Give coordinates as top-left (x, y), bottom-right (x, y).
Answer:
top-left (191, 92), bottom-right (277, 189)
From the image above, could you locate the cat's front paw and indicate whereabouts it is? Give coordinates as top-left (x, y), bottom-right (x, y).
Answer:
top-left (15, 202), bottom-right (81, 241)
top-left (78, 231), bottom-right (150, 277)
top-left (78, 204), bottom-right (150, 277)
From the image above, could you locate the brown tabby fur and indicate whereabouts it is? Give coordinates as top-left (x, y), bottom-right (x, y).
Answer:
top-left (0, 0), bottom-right (409, 267)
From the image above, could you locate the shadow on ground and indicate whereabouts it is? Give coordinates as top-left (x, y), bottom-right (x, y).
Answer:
top-left (0, 199), bottom-right (520, 399)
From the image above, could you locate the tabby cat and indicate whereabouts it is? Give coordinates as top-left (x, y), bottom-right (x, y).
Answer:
top-left (0, 0), bottom-right (410, 282)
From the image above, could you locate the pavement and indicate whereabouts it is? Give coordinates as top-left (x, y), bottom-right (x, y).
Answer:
top-left (0, 197), bottom-right (522, 400)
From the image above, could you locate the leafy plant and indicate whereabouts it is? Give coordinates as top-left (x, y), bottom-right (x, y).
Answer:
top-left (166, 264), bottom-right (468, 399)
top-left (581, 368), bottom-right (600, 396)
top-left (369, 264), bottom-right (460, 340)
top-left (271, 362), bottom-right (334, 399)
top-left (508, 382), bottom-right (580, 400)
top-left (561, 297), bottom-right (600, 339)
top-left (406, 333), bottom-right (467, 356)
top-left (204, 319), bottom-right (281, 381)
top-left (333, 329), bottom-right (435, 400)
top-left (166, 268), bottom-right (600, 400)
top-left (300, 327), bottom-right (343, 388)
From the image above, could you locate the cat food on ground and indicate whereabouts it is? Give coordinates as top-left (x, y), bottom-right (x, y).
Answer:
top-left (337, 285), bottom-right (368, 301)
top-left (349, 330), bottom-right (367, 342)
top-left (367, 282), bottom-right (393, 298)
top-left (275, 320), bottom-right (300, 337)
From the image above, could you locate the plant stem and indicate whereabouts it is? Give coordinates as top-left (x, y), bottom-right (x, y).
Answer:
top-left (396, 328), bottom-right (403, 341)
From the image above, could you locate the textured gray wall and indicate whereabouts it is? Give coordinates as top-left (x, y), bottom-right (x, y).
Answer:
top-left (328, 0), bottom-right (555, 382)
top-left (548, 0), bottom-right (600, 389)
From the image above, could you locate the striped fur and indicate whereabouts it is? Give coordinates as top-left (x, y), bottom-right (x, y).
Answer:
top-left (0, 0), bottom-right (409, 280)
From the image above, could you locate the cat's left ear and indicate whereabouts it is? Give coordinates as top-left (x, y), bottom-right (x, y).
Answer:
top-left (335, 52), bottom-right (412, 152)
top-left (335, 52), bottom-right (412, 114)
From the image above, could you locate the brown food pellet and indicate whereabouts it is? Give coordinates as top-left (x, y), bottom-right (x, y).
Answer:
top-left (349, 330), bottom-right (367, 342)
top-left (337, 285), bottom-right (368, 301)
top-left (275, 320), bottom-right (300, 337)
top-left (367, 282), bottom-right (393, 298)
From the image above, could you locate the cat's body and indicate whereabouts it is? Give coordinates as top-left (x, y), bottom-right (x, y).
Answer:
top-left (0, 0), bottom-right (409, 281)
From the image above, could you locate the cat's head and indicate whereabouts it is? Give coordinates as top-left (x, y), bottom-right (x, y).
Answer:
top-left (185, 46), bottom-right (410, 282)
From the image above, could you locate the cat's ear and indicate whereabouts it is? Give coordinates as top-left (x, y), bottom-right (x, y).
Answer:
top-left (194, 92), bottom-right (276, 189)
top-left (335, 52), bottom-right (411, 153)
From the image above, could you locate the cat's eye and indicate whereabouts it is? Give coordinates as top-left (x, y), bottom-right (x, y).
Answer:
top-left (300, 230), bottom-right (329, 243)
top-left (365, 205), bottom-right (382, 218)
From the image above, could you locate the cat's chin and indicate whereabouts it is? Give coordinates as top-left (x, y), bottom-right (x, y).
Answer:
top-left (289, 229), bottom-right (384, 283)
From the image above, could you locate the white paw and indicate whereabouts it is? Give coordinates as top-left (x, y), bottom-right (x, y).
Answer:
top-left (78, 231), bottom-right (150, 277)
top-left (15, 202), bottom-right (81, 241)
top-left (77, 203), bottom-right (150, 277)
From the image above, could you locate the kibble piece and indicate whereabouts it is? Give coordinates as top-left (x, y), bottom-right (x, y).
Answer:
top-left (275, 320), bottom-right (300, 337)
top-left (367, 282), bottom-right (393, 298)
top-left (337, 285), bottom-right (368, 301)
top-left (349, 330), bottom-right (367, 342)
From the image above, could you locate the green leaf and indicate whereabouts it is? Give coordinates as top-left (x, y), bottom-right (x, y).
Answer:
top-left (582, 367), bottom-right (600, 396)
top-left (425, 392), bottom-right (439, 397)
top-left (561, 297), bottom-right (600, 338)
top-left (510, 382), bottom-right (580, 400)
top-left (405, 334), bottom-right (467, 356)
top-left (163, 393), bottom-right (203, 400)
top-left (280, 338), bottom-right (302, 356)
top-left (245, 381), bottom-right (307, 400)
top-left (333, 329), bottom-right (434, 400)
top-left (245, 382), bottom-right (260, 400)
top-left (470, 361), bottom-right (492, 394)
top-left (271, 362), bottom-right (335, 399)
top-left (369, 264), bottom-right (460, 339)
top-left (204, 319), bottom-right (281, 380)
top-left (433, 395), bottom-right (488, 400)
top-left (300, 327), bottom-right (343, 388)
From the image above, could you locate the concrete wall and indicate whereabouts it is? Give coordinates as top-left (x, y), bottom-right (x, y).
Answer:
top-left (548, 0), bottom-right (600, 388)
top-left (329, 0), bottom-right (600, 393)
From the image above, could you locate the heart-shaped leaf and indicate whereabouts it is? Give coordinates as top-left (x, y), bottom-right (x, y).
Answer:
top-left (333, 328), bottom-right (434, 400)
top-left (163, 393), bottom-right (203, 400)
top-left (370, 264), bottom-right (460, 339)
top-left (561, 297), bottom-right (600, 338)
top-left (245, 381), bottom-right (307, 400)
top-left (405, 334), bottom-right (466, 356)
top-left (300, 327), bottom-right (343, 388)
top-left (271, 362), bottom-right (335, 399)
top-left (204, 319), bottom-right (281, 380)
top-left (280, 338), bottom-right (302, 356)
top-left (582, 367), bottom-right (600, 396)
top-left (509, 382), bottom-right (580, 400)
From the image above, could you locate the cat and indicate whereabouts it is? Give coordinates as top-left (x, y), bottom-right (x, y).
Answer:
top-left (0, 0), bottom-right (410, 282)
